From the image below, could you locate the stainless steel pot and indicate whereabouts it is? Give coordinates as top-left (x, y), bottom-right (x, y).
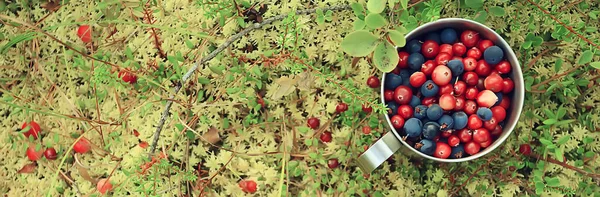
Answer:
top-left (356, 18), bottom-right (525, 173)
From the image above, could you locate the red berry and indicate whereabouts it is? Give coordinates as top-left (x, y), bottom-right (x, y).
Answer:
top-left (336, 102), bottom-right (348, 113)
top-left (390, 115), bottom-right (405, 129)
top-left (476, 78), bottom-right (485, 90)
top-left (467, 47), bottom-right (482, 59)
top-left (484, 117), bottom-right (498, 130)
top-left (77, 25), bottom-right (92, 43)
top-left (421, 97), bottom-right (438, 106)
top-left (519, 144), bottom-right (532, 155)
top-left (409, 72), bottom-right (427, 88)
top-left (480, 139), bottom-right (492, 148)
top-left (421, 40), bottom-right (440, 59)
top-left (463, 72), bottom-right (479, 86)
top-left (468, 114), bottom-right (483, 130)
top-left (477, 40), bottom-right (494, 51)
top-left (499, 94), bottom-right (511, 109)
top-left (460, 30), bottom-right (480, 48)
top-left (73, 137), bottom-right (92, 154)
top-left (320, 131), bottom-right (332, 143)
top-left (362, 104), bottom-right (373, 113)
top-left (394, 85), bottom-right (413, 105)
top-left (26, 145), bottom-right (43, 161)
top-left (239, 179), bottom-right (258, 194)
top-left (441, 129), bottom-right (453, 138)
top-left (477, 90), bottom-right (498, 108)
top-left (465, 87), bottom-right (479, 100)
top-left (464, 141), bottom-right (481, 155)
top-left (452, 42), bottom-right (467, 57)
top-left (398, 105), bottom-right (413, 119)
top-left (475, 60), bottom-right (492, 77)
top-left (307, 117), bottom-right (320, 129)
top-left (439, 84), bottom-right (454, 95)
top-left (366, 76), bottom-right (380, 88)
top-left (21, 121), bottom-right (42, 139)
top-left (392, 67), bottom-right (401, 75)
top-left (491, 106), bottom-right (506, 122)
top-left (118, 70), bottom-right (137, 84)
top-left (439, 94), bottom-right (456, 111)
top-left (440, 44), bottom-right (454, 56)
top-left (398, 52), bottom-right (410, 68)
top-left (434, 142), bottom-right (452, 159)
top-left (421, 60), bottom-right (437, 76)
top-left (495, 60), bottom-right (512, 74)
top-left (448, 135), bottom-right (461, 147)
top-left (463, 57), bottom-right (478, 71)
top-left (491, 125), bottom-right (503, 136)
top-left (362, 126), bottom-right (372, 135)
top-left (464, 100), bottom-right (478, 115)
top-left (484, 73), bottom-right (504, 92)
top-left (472, 128), bottom-right (491, 143)
top-left (435, 52), bottom-right (453, 65)
top-left (44, 148), bottom-right (58, 160)
top-left (97, 178), bottom-right (114, 194)
top-left (454, 96), bottom-right (466, 111)
top-left (327, 158), bottom-right (339, 169)
top-left (502, 78), bottom-right (515, 94)
top-left (384, 90), bottom-right (394, 102)
top-left (452, 56), bottom-right (463, 62)
top-left (432, 65), bottom-right (452, 86)
top-left (457, 128), bottom-right (473, 143)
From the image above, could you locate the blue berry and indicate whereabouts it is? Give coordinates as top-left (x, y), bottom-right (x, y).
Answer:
top-left (449, 144), bottom-right (465, 159)
top-left (404, 118), bottom-right (423, 137)
top-left (414, 105), bottom-right (428, 119)
top-left (426, 104), bottom-right (443, 121)
top-left (476, 107), bottom-right (493, 121)
top-left (420, 80), bottom-right (439, 97)
top-left (438, 115), bottom-right (454, 131)
top-left (416, 139), bottom-right (436, 155)
top-left (447, 59), bottom-right (464, 77)
top-left (408, 53), bottom-right (425, 71)
top-left (384, 73), bottom-right (403, 90)
top-left (406, 40), bottom-right (422, 54)
top-left (386, 102), bottom-right (400, 116)
top-left (409, 95), bottom-right (421, 108)
top-left (425, 32), bottom-right (441, 44)
top-left (452, 111), bottom-right (468, 130)
top-left (483, 46), bottom-right (504, 66)
top-left (440, 28), bottom-right (458, 44)
top-left (422, 121), bottom-right (440, 139)
top-left (399, 69), bottom-right (412, 86)
top-left (494, 92), bottom-right (503, 106)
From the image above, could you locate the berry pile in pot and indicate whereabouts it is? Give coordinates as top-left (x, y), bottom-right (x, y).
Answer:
top-left (384, 28), bottom-right (514, 159)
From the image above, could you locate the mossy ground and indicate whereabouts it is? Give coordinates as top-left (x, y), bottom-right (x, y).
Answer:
top-left (1, 0), bottom-right (600, 196)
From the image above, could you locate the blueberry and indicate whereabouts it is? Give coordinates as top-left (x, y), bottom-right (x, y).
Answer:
top-left (476, 107), bottom-right (493, 121)
top-left (384, 73), bottom-right (403, 90)
top-left (414, 105), bottom-right (428, 119)
top-left (406, 39), bottom-right (422, 54)
top-left (426, 104), bottom-right (443, 121)
top-left (404, 118), bottom-right (423, 137)
top-left (425, 32), bottom-right (441, 43)
top-left (387, 102), bottom-right (400, 116)
top-left (494, 92), bottom-right (503, 106)
top-left (452, 111), bottom-right (468, 130)
top-left (409, 95), bottom-right (421, 108)
top-left (416, 139), bottom-right (436, 155)
top-left (449, 144), bottom-right (465, 159)
top-left (484, 46), bottom-right (504, 66)
top-left (447, 59), bottom-right (464, 76)
top-left (420, 80), bottom-right (439, 97)
top-left (422, 121), bottom-right (440, 139)
top-left (438, 115), bottom-right (454, 131)
top-left (407, 53), bottom-right (425, 71)
top-left (399, 69), bottom-right (412, 86)
top-left (440, 28), bottom-right (458, 44)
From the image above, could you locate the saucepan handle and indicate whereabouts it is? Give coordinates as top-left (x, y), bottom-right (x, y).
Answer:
top-left (356, 131), bottom-right (401, 173)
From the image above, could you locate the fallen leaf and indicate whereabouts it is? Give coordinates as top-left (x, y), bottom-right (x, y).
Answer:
top-left (41, 0), bottom-right (61, 12)
top-left (352, 57), bottom-right (361, 67)
top-left (268, 75), bottom-right (298, 99)
top-left (75, 155), bottom-right (97, 184)
top-left (202, 127), bottom-right (221, 144)
top-left (297, 72), bottom-right (315, 91)
top-left (133, 129), bottom-right (140, 137)
top-left (139, 141), bottom-right (149, 148)
top-left (17, 163), bottom-right (37, 174)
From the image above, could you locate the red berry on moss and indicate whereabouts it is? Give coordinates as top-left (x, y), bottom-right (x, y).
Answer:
top-left (307, 117), bottom-right (320, 129)
top-left (327, 158), bottom-right (339, 169)
top-left (362, 126), bottom-right (371, 135)
top-left (26, 145), bottom-right (43, 161)
top-left (97, 178), bottom-right (114, 194)
top-left (21, 121), bottom-right (42, 139)
top-left (44, 147), bottom-right (58, 160)
top-left (362, 104), bottom-right (372, 113)
top-left (320, 131), bottom-right (332, 143)
top-left (118, 70), bottom-right (137, 84)
top-left (77, 25), bottom-right (92, 43)
top-left (367, 76), bottom-right (380, 88)
top-left (239, 179), bottom-right (258, 194)
top-left (519, 144), bottom-right (532, 155)
top-left (336, 102), bottom-right (348, 113)
top-left (73, 137), bottom-right (92, 154)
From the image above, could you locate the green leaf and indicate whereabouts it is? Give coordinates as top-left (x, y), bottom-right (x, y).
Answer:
top-left (198, 77), bottom-right (210, 85)
top-left (365, 13), bottom-right (387, 29)
top-left (388, 0), bottom-right (396, 10)
top-left (578, 50), bottom-right (594, 65)
top-left (387, 30), bottom-right (406, 47)
top-left (540, 138), bottom-right (553, 146)
top-left (209, 65), bottom-right (224, 75)
top-left (555, 59), bottom-right (563, 72)
top-left (590, 62), bottom-right (600, 69)
top-left (351, 2), bottom-right (366, 19)
top-left (465, 0), bottom-right (484, 9)
top-left (340, 30), bottom-right (380, 57)
top-left (543, 119), bottom-right (557, 125)
top-left (554, 148), bottom-right (564, 162)
top-left (309, 152), bottom-right (318, 159)
top-left (543, 109), bottom-right (555, 119)
top-left (185, 130), bottom-right (195, 140)
top-left (522, 41), bottom-right (532, 49)
top-left (556, 135), bottom-right (570, 145)
top-left (474, 10), bottom-right (488, 23)
top-left (175, 124), bottom-right (185, 131)
top-left (395, 26), bottom-right (408, 34)
top-left (489, 6), bottom-right (505, 16)
top-left (400, 0), bottom-right (408, 9)
top-left (367, 0), bottom-right (386, 14)
top-left (304, 138), bottom-right (312, 146)
top-left (297, 126), bottom-right (310, 134)
top-left (556, 107), bottom-right (566, 119)
top-left (353, 19), bottom-right (366, 31)
top-left (545, 177), bottom-right (561, 187)
top-left (373, 41), bottom-right (398, 73)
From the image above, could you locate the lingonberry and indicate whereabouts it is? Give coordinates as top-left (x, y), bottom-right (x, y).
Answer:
top-left (362, 126), bottom-right (372, 135)
top-left (44, 147), bottom-right (57, 160)
top-left (118, 69), bottom-right (137, 84)
top-left (464, 100), bottom-right (478, 115)
top-left (454, 96), bottom-right (466, 111)
top-left (462, 71), bottom-right (479, 86)
top-left (439, 94), bottom-right (456, 111)
top-left (409, 72), bottom-right (427, 88)
top-left (490, 124), bottom-right (503, 136)
top-left (77, 25), bottom-right (92, 43)
top-left (457, 128), bottom-right (473, 143)
top-left (472, 128), bottom-right (491, 143)
top-left (21, 121), bottom-right (42, 139)
top-left (477, 90), bottom-right (498, 108)
top-left (327, 158), bottom-right (339, 169)
top-left (498, 94), bottom-right (511, 109)
top-left (477, 39), bottom-right (494, 51)
top-left (421, 40), bottom-right (440, 59)
top-left (460, 30), bottom-right (480, 48)
top-left (495, 60), bottom-right (511, 74)
top-left (519, 144), bottom-right (532, 155)
top-left (73, 137), bottom-right (92, 154)
top-left (390, 115), bottom-right (405, 129)
top-left (307, 117), bottom-right (320, 129)
top-left (453, 81), bottom-right (467, 96)
top-left (480, 139), bottom-right (492, 148)
top-left (441, 129), bottom-right (453, 138)
top-left (439, 44), bottom-right (454, 56)
top-left (434, 142), bottom-right (452, 159)
top-left (467, 47), bottom-right (482, 60)
top-left (463, 57), bottom-right (478, 71)
top-left (452, 42), bottom-right (467, 57)
top-left (384, 90), bottom-right (394, 102)
top-left (366, 76), bottom-right (381, 88)
top-left (421, 60), bottom-right (437, 76)
top-left (362, 104), bottom-right (373, 113)
top-left (336, 102), bottom-right (348, 113)
top-left (435, 52), bottom-right (453, 65)
top-left (465, 87), bottom-right (479, 100)
top-left (439, 84), bottom-right (454, 95)
top-left (432, 65), bottom-right (452, 86)
top-left (483, 117), bottom-right (498, 130)
top-left (502, 78), bottom-right (514, 94)
top-left (394, 85), bottom-right (413, 105)
top-left (475, 60), bottom-right (492, 76)
top-left (448, 135), bottom-right (460, 147)
top-left (398, 105), bottom-right (413, 119)
top-left (467, 114), bottom-right (483, 130)
top-left (320, 131), bottom-right (332, 143)
top-left (26, 145), bottom-right (43, 161)
top-left (397, 51), bottom-right (410, 68)
top-left (476, 78), bottom-right (485, 90)
top-left (239, 179), bottom-right (258, 194)
top-left (484, 73), bottom-right (504, 92)
top-left (464, 141), bottom-right (481, 155)
top-left (421, 97), bottom-right (438, 106)
top-left (491, 106), bottom-right (506, 122)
